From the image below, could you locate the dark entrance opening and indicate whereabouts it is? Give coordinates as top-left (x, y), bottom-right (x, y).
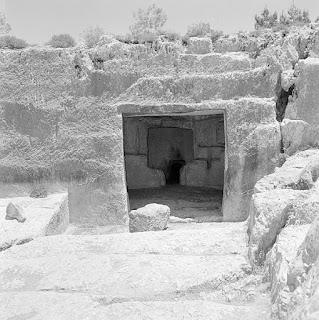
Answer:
top-left (168, 160), bottom-right (186, 184)
top-left (122, 112), bottom-right (226, 222)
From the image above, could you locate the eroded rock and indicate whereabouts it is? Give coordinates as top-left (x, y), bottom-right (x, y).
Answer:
top-left (129, 203), bottom-right (170, 233)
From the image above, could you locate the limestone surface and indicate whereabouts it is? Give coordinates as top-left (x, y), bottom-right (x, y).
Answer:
top-left (0, 222), bottom-right (270, 319)
top-left (248, 150), bottom-right (319, 265)
top-left (129, 203), bottom-right (170, 232)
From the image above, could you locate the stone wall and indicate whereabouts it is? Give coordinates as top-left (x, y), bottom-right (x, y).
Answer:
top-left (119, 98), bottom-right (281, 221)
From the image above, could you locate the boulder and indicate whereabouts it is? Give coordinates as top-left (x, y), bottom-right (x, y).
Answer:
top-left (129, 203), bottom-right (170, 233)
top-left (5, 202), bottom-right (26, 223)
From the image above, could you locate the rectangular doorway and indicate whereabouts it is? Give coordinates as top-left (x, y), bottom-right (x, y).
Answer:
top-left (122, 111), bottom-right (226, 222)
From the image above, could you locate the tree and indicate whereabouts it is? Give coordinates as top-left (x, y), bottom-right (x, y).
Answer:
top-left (129, 4), bottom-right (167, 37)
top-left (47, 34), bottom-right (76, 48)
top-left (80, 26), bottom-right (105, 48)
top-left (186, 22), bottom-right (211, 37)
top-left (287, 2), bottom-right (311, 24)
top-left (255, 7), bottom-right (278, 29)
top-left (0, 12), bottom-right (11, 35)
top-left (279, 11), bottom-right (290, 26)
top-left (315, 17), bottom-right (319, 23)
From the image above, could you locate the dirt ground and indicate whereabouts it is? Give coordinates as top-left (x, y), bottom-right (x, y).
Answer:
top-left (129, 185), bottom-right (223, 220)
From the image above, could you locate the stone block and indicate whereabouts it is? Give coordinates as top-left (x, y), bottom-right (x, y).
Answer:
top-left (186, 37), bottom-right (212, 54)
top-left (129, 203), bottom-right (170, 233)
top-left (125, 155), bottom-right (165, 189)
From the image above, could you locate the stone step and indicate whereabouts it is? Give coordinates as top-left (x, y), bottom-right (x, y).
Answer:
top-left (0, 292), bottom-right (267, 320)
top-left (0, 223), bottom-right (249, 300)
top-left (120, 67), bottom-right (275, 103)
top-left (0, 222), bottom-right (247, 258)
top-left (178, 52), bottom-right (254, 75)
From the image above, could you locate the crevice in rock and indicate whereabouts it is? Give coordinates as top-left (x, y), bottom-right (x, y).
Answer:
top-left (276, 84), bottom-right (295, 122)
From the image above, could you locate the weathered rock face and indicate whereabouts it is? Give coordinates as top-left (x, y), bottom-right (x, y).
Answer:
top-left (285, 58), bottom-right (319, 146)
top-left (248, 149), bottom-right (319, 319)
top-left (129, 203), bottom-right (170, 232)
top-left (248, 150), bottom-right (319, 265)
top-left (266, 225), bottom-right (310, 319)
top-left (1, 25), bottom-right (318, 224)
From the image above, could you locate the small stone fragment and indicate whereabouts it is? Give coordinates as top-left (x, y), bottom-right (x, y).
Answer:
top-left (129, 203), bottom-right (170, 233)
top-left (5, 202), bottom-right (26, 223)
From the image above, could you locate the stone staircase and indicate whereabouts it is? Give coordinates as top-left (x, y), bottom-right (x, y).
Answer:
top-left (0, 222), bottom-right (271, 319)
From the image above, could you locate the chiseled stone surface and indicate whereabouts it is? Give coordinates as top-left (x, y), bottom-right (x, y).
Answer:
top-left (0, 222), bottom-right (270, 320)
top-left (266, 225), bottom-right (310, 320)
top-left (0, 193), bottom-right (68, 251)
top-left (125, 155), bottom-right (165, 189)
top-left (129, 203), bottom-right (170, 232)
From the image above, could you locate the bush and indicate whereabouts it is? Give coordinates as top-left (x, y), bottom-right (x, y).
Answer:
top-left (255, 7), bottom-right (278, 29)
top-left (316, 17), bottom-right (319, 23)
top-left (159, 30), bottom-right (181, 42)
top-left (254, 3), bottom-right (311, 30)
top-left (80, 26), bottom-right (105, 48)
top-left (186, 22), bottom-right (211, 37)
top-left (210, 29), bottom-right (223, 43)
top-left (0, 35), bottom-right (28, 49)
top-left (115, 33), bottom-right (136, 44)
top-left (47, 33), bottom-right (76, 48)
top-left (130, 4), bottom-right (167, 37)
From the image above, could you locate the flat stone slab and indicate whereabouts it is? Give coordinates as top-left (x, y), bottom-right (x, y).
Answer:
top-left (0, 193), bottom-right (68, 251)
top-left (0, 223), bottom-right (248, 299)
top-left (0, 222), bottom-right (247, 258)
top-left (0, 292), bottom-right (265, 320)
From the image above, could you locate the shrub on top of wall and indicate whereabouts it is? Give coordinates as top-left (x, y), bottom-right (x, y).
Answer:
top-left (185, 22), bottom-right (223, 43)
top-left (186, 22), bottom-right (211, 37)
top-left (0, 35), bottom-right (28, 49)
top-left (47, 33), bottom-right (76, 48)
top-left (80, 26), bottom-right (105, 48)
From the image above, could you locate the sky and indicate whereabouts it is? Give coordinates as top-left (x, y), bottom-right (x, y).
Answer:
top-left (2, 0), bottom-right (319, 44)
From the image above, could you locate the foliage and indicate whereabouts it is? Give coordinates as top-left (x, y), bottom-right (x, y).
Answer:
top-left (255, 7), bottom-right (278, 29)
top-left (158, 30), bottom-right (181, 41)
top-left (0, 35), bottom-right (28, 49)
top-left (0, 12), bottom-right (11, 35)
top-left (210, 29), bottom-right (223, 43)
top-left (185, 22), bottom-right (222, 43)
top-left (47, 33), bottom-right (76, 48)
top-left (115, 33), bottom-right (136, 44)
top-left (287, 3), bottom-right (310, 24)
top-left (186, 22), bottom-right (211, 37)
top-left (130, 4), bottom-right (167, 38)
top-left (316, 17), bottom-right (319, 23)
top-left (80, 26), bottom-right (105, 48)
top-left (255, 3), bottom-right (311, 30)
